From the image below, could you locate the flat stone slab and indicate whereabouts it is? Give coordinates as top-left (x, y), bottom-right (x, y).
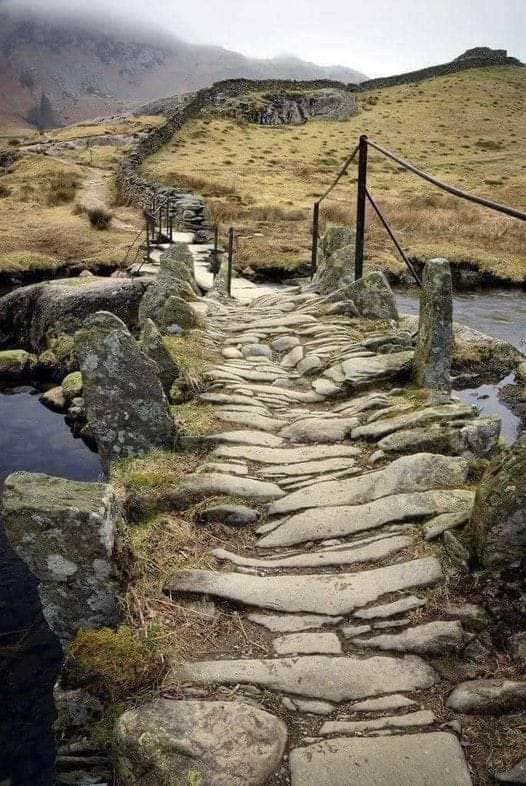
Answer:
top-left (169, 654), bottom-right (436, 702)
top-left (279, 417), bottom-right (359, 444)
top-left (283, 697), bottom-right (336, 715)
top-left (351, 621), bottom-right (464, 656)
top-left (352, 402), bottom-right (475, 441)
top-left (211, 535), bottom-right (412, 570)
top-left (114, 699), bottom-right (287, 786)
top-left (447, 679), bottom-right (526, 715)
top-left (214, 444), bottom-right (360, 465)
top-left (166, 557), bottom-right (442, 616)
top-left (351, 694), bottom-right (417, 712)
top-left (217, 411), bottom-right (285, 432)
top-left (268, 454), bottom-right (469, 515)
top-left (232, 384), bottom-right (324, 403)
top-left (260, 488), bottom-right (475, 548)
top-left (172, 473), bottom-right (284, 504)
top-left (338, 351), bottom-right (414, 388)
top-left (289, 733), bottom-right (473, 786)
top-left (210, 431), bottom-right (284, 447)
top-left (248, 613), bottom-right (343, 632)
top-left (320, 709), bottom-right (435, 735)
top-left (259, 457), bottom-right (356, 477)
top-left (273, 632), bottom-right (342, 655)
top-left (355, 595), bottom-right (427, 620)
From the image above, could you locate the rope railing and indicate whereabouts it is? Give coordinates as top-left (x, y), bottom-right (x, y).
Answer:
top-left (311, 133), bottom-right (526, 287)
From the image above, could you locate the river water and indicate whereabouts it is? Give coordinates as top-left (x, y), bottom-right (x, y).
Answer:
top-left (0, 385), bottom-right (102, 490)
top-left (397, 288), bottom-right (525, 443)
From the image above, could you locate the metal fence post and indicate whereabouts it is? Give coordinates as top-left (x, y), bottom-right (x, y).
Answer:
top-left (227, 227), bottom-right (234, 297)
top-left (212, 224), bottom-right (219, 278)
top-left (311, 202), bottom-right (320, 279)
top-left (354, 135), bottom-right (368, 280)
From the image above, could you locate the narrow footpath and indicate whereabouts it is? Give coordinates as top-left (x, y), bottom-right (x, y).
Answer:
top-left (125, 271), bottom-right (503, 784)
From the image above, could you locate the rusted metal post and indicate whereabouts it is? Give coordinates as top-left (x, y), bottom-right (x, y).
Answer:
top-left (212, 224), bottom-right (219, 278)
top-left (227, 227), bottom-right (234, 297)
top-left (355, 134), bottom-right (368, 280)
top-left (311, 202), bottom-right (320, 279)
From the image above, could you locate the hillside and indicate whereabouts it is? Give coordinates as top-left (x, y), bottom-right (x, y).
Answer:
top-left (141, 64), bottom-right (526, 284)
top-left (0, 10), bottom-right (366, 133)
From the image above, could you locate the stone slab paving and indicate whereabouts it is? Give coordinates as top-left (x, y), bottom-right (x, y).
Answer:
top-left (144, 276), bottom-right (497, 784)
top-left (289, 734), bottom-right (473, 786)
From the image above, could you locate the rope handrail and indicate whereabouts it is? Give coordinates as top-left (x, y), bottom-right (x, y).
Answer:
top-left (366, 137), bottom-right (526, 222)
top-left (316, 143), bottom-right (360, 204)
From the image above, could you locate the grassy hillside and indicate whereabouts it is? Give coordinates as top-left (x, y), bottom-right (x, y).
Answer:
top-left (0, 116), bottom-right (162, 277)
top-left (142, 66), bottom-right (526, 283)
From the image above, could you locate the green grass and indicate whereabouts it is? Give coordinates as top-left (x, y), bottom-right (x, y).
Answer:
top-left (142, 66), bottom-right (526, 282)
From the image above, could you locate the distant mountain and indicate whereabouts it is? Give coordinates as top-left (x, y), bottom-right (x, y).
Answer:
top-left (0, 9), bottom-right (367, 129)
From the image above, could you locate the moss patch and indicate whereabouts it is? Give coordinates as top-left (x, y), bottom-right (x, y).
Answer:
top-left (163, 332), bottom-right (218, 394)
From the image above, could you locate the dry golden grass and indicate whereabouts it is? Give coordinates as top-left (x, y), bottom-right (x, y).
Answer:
top-left (142, 66), bottom-right (526, 281)
top-left (0, 153), bottom-right (142, 274)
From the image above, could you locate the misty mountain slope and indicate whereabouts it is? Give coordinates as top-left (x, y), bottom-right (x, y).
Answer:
top-left (0, 11), bottom-right (366, 129)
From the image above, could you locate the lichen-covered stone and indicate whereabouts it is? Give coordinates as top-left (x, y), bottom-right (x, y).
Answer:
top-left (75, 311), bottom-right (177, 474)
top-left (139, 279), bottom-right (199, 331)
top-left (0, 277), bottom-right (150, 352)
top-left (339, 271), bottom-right (399, 322)
top-left (115, 699), bottom-right (287, 786)
top-left (140, 318), bottom-right (179, 394)
top-left (413, 259), bottom-right (453, 393)
top-left (467, 432), bottom-right (526, 567)
top-left (0, 348), bottom-right (35, 380)
top-left (160, 243), bottom-right (200, 295)
top-left (61, 371), bottom-right (83, 401)
top-left (2, 472), bottom-right (120, 641)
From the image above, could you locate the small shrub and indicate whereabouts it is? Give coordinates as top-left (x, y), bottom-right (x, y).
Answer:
top-left (87, 207), bottom-right (113, 230)
top-left (8, 138), bottom-right (20, 147)
top-left (0, 183), bottom-right (11, 198)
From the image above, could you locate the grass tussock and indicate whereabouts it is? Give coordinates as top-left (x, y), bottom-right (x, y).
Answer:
top-left (87, 206), bottom-right (113, 230)
top-left (163, 331), bottom-right (219, 393)
top-left (112, 450), bottom-right (202, 493)
top-left (142, 65), bottom-right (526, 281)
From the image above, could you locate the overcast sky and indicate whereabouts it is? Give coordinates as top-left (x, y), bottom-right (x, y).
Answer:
top-left (4, 0), bottom-right (525, 76)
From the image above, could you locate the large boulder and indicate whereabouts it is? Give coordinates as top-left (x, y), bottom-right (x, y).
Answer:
top-left (337, 271), bottom-right (399, 322)
top-left (139, 279), bottom-right (200, 330)
top-left (75, 311), bottom-right (177, 474)
top-left (115, 699), bottom-right (287, 786)
top-left (467, 432), bottom-right (526, 567)
top-left (2, 472), bottom-right (120, 641)
top-left (413, 259), bottom-right (453, 394)
top-left (0, 276), bottom-right (151, 352)
top-left (140, 318), bottom-right (179, 394)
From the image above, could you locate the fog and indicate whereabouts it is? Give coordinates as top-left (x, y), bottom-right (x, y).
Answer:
top-left (2, 0), bottom-right (524, 76)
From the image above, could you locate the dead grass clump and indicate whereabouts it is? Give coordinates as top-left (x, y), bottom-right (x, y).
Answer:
top-left (165, 170), bottom-right (239, 198)
top-left (247, 204), bottom-right (305, 222)
top-left (46, 170), bottom-right (79, 206)
top-left (173, 401), bottom-right (223, 436)
top-left (67, 625), bottom-right (166, 703)
top-left (112, 449), bottom-right (202, 493)
top-left (0, 183), bottom-right (11, 198)
top-left (87, 206), bottom-right (113, 230)
top-left (321, 201), bottom-right (353, 228)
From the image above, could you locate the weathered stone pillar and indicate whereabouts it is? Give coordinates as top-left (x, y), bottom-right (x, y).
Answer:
top-left (413, 258), bottom-right (453, 394)
top-left (75, 311), bottom-right (177, 474)
top-left (2, 472), bottom-right (121, 641)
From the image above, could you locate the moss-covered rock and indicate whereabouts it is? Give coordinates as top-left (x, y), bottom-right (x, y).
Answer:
top-left (0, 348), bottom-right (36, 380)
top-left (114, 699), bottom-right (287, 786)
top-left (75, 311), bottom-right (177, 475)
top-left (468, 433), bottom-right (526, 567)
top-left (413, 259), bottom-right (453, 394)
top-left (141, 319), bottom-right (179, 395)
top-left (61, 371), bottom-right (83, 401)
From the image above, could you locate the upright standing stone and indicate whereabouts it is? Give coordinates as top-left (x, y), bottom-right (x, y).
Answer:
top-left (413, 258), bottom-right (453, 394)
top-left (75, 311), bottom-right (177, 473)
top-left (2, 472), bottom-right (120, 641)
top-left (140, 318), bottom-right (179, 395)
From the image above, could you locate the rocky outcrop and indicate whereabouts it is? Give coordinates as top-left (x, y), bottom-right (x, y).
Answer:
top-left (75, 311), bottom-right (177, 473)
top-left (337, 271), bottom-right (399, 322)
top-left (468, 432), bottom-right (526, 567)
top-left (413, 258), bottom-right (453, 394)
top-left (0, 276), bottom-right (151, 353)
top-left (2, 472), bottom-right (120, 641)
top-left (115, 700), bottom-right (287, 786)
top-left (217, 88), bottom-right (357, 125)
